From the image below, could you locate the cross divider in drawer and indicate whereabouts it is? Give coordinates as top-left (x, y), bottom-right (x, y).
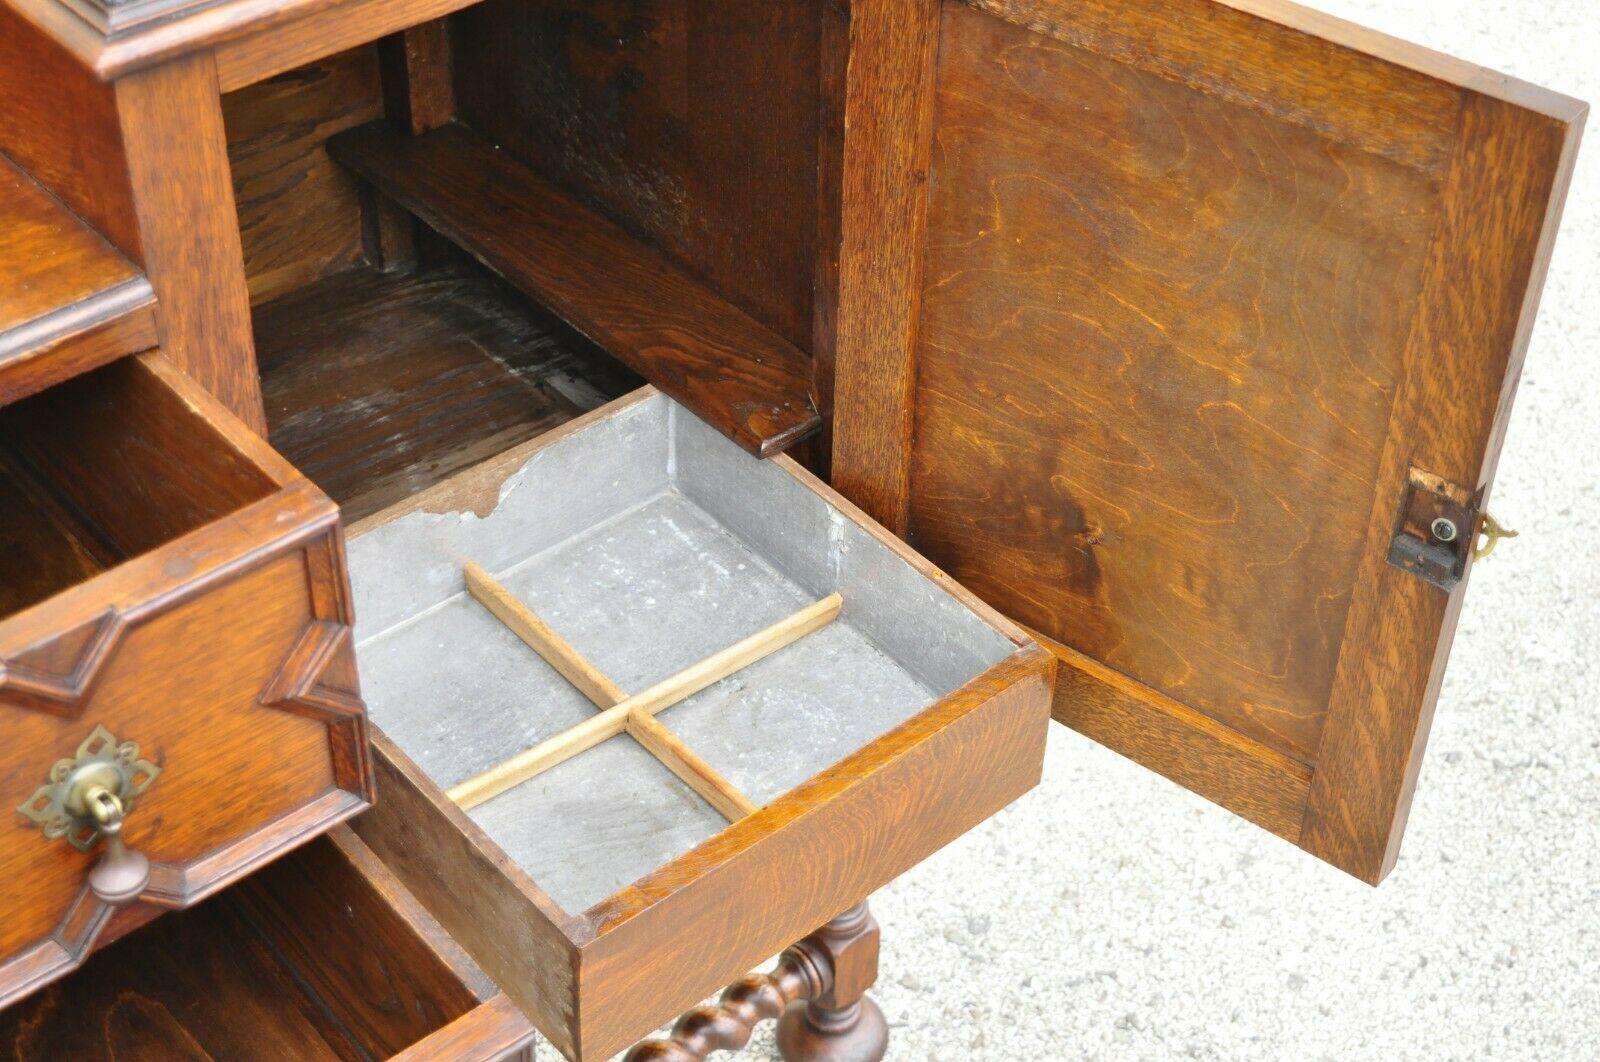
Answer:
top-left (452, 561), bottom-right (840, 820)
top-left (344, 389), bottom-right (1056, 1059)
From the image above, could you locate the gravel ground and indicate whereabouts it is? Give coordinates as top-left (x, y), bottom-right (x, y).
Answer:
top-left (560, 2), bottom-right (1600, 1058)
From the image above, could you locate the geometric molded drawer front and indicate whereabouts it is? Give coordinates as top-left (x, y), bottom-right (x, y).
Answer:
top-left (0, 354), bottom-right (371, 1007)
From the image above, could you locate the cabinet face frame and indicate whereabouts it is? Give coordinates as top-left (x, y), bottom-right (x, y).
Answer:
top-left (827, 0), bottom-right (1587, 883)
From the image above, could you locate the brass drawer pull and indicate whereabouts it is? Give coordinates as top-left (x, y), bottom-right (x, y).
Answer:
top-left (17, 724), bottom-right (159, 906)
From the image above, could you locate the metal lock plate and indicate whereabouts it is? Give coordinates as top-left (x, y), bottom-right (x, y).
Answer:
top-left (1387, 469), bottom-right (1479, 592)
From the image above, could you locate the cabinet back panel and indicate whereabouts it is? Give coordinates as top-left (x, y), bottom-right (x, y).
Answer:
top-left (447, 0), bottom-right (823, 352)
top-left (221, 46), bottom-right (386, 306)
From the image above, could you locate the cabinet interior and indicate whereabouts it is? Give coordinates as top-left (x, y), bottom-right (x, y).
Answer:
top-left (226, 3), bottom-right (831, 518)
top-left (0, 835), bottom-right (489, 1059)
top-left (0, 358), bottom-right (279, 619)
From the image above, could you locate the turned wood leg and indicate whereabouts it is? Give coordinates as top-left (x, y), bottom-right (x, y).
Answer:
top-left (625, 903), bottom-right (888, 1062)
top-left (775, 903), bottom-right (888, 1062)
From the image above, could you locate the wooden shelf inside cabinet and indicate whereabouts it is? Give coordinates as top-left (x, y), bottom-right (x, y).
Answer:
top-left (0, 156), bottom-right (157, 407)
top-left (327, 121), bottom-right (820, 457)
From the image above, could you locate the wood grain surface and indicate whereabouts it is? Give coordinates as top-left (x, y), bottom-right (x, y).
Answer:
top-left (353, 730), bottom-right (585, 1060)
top-left (256, 264), bottom-right (640, 522)
top-left (0, 156), bottom-right (155, 407)
top-left (825, 0), bottom-right (941, 535)
top-left (0, 452), bottom-right (113, 619)
top-left (838, 0), bottom-right (1587, 880)
top-left (1301, 89), bottom-right (1585, 882)
top-left (448, 0), bottom-right (823, 353)
top-left (0, 828), bottom-right (528, 1060)
top-left (0, 156), bottom-right (144, 355)
top-left (328, 121), bottom-right (819, 455)
top-left (579, 650), bottom-right (1051, 1060)
top-left (222, 47), bottom-right (386, 305)
top-left (378, 20), bottom-right (455, 136)
top-left (0, 3), bottom-right (140, 260)
top-left (914, 0), bottom-right (1451, 765)
top-left (0, 355), bottom-right (371, 1005)
top-left (115, 54), bottom-right (267, 432)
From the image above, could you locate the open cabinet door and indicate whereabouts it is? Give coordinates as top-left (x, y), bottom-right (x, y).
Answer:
top-left (830, 0), bottom-right (1585, 883)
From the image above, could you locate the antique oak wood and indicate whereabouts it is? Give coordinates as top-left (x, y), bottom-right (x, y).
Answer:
top-left (0, 3), bottom-right (139, 259)
top-left (460, 564), bottom-right (760, 821)
top-left (445, 0), bottom-right (823, 356)
top-left (254, 263), bottom-right (638, 523)
top-left (444, 592), bottom-right (845, 810)
top-left (327, 121), bottom-right (821, 456)
top-left (0, 827), bottom-right (536, 1060)
top-left (0, 0), bottom-right (1585, 1052)
top-left (825, 0), bottom-right (941, 536)
top-left (378, 20), bottom-right (453, 136)
top-left (626, 904), bottom-right (887, 1062)
top-left (0, 154), bottom-right (156, 407)
top-left (221, 46), bottom-right (387, 306)
top-left (344, 393), bottom-right (1053, 1058)
top-left (356, 647), bottom-right (1049, 1060)
top-left (0, 2), bottom-right (264, 429)
top-left (824, 0), bottom-right (1587, 882)
top-left (0, 353), bottom-right (371, 1007)
top-left (115, 54), bottom-right (269, 431)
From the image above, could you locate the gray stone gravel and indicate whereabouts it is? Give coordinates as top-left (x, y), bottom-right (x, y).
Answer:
top-left (541, 2), bottom-right (1600, 1058)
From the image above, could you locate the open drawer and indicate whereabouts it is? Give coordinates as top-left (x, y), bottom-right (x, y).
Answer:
top-left (0, 826), bottom-right (535, 1059)
top-left (345, 389), bottom-right (1053, 1059)
top-left (0, 353), bottom-right (371, 1006)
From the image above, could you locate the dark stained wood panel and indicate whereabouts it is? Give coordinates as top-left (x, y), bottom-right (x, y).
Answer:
top-left (327, 121), bottom-right (820, 455)
top-left (448, 0), bottom-right (822, 352)
top-left (0, 3), bottom-right (139, 260)
top-left (0, 897), bottom-right (355, 1060)
top-left (222, 46), bottom-right (386, 306)
top-left (0, 453), bottom-right (112, 619)
top-left (0, 832), bottom-right (489, 1060)
top-left (257, 263), bottom-right (642, 522)
top-left (0, 155), bottom-right (156, 405)
top-left (890, 0), bottom-right (1585, 880)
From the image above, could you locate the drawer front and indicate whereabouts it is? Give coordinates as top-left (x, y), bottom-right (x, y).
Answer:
top-left (0, 354), bottom-right (371, 1007)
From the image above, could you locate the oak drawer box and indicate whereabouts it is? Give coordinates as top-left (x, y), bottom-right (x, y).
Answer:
top-left (343, 390), bottom-right (1053, 1060)
top-left (0, 353), bottom-right (372, 1005)
top-left (0, 826), bottom-right (536, 1060)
